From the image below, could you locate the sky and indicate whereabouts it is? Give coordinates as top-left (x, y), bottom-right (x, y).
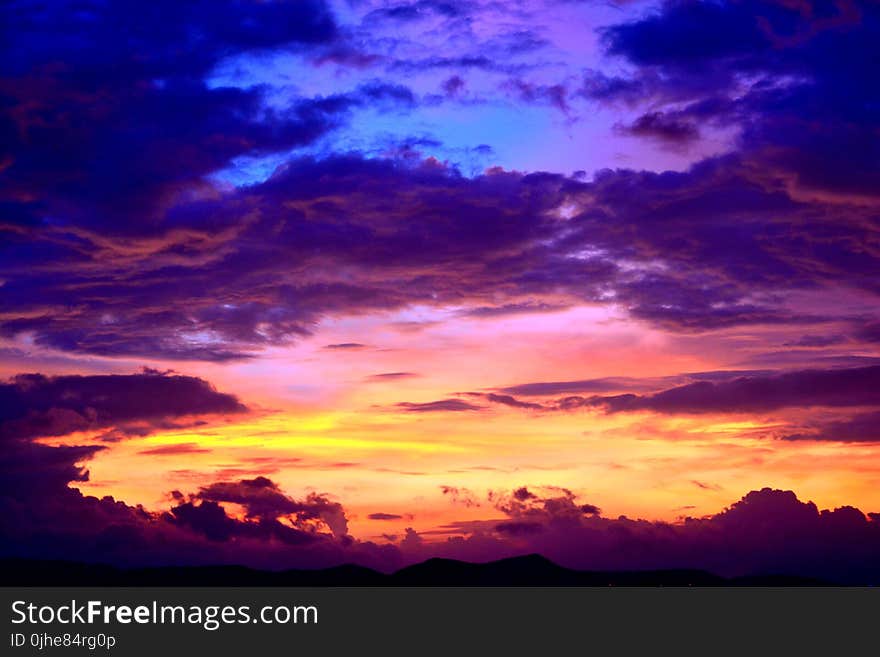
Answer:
top-left (2, 0), bottom-right (880, 582)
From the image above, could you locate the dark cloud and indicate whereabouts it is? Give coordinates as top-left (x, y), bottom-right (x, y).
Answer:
top-left (573, 365), bottom-right (880, 415)
top-left (498, 370), bottom-right (772, 397)
top-left (460, 302), bottom-right (570, 318)
top-left (0, 158), bottom-right (585, 360)
top-left (499, 376), bottom-right (673, 397)
top-left (323, 343), bottom-right (368, 350)
top-left (397, 399), bottom-right (484, 412)
top-left (0, 0), bottom-right (339, 232)
top-left (2, 1), bottom-right (880, 361)
top-left (442, 75), bottom-right (466, 97)
top-left (389, 55), bottom-right (506, 74)
top-left (355, 81), bottom-right (418, 109)
top-left (780, 410), bottom-right (880, 443)
top-left (440, 485), bottom-right (481, 507)
top-left (598, 0), bottom-right (880, 199)
top-left (0, 386), bottom-right (397, 569)
top-left (503, 79), bottom-right (571, 114)
top-left (490, 486), bottom-right (601, 521)
top-left (366, 1), bottom-right (466, 23)
top-left (784, 334), bottom-right (850, 348)
top-left (0, 369), bottom-right (352, 573)
top-left (0, 370), bottom-right (247, 442)
top-left (137, 443), bottom-right (212, 456)
top-left (410, 487), bottom-right (880, 584)
top-left (3, 415), bottom-right (880, 581)
top-left (855, 322), bottom-right (880, 343)
top-left (197, 476), bottom-right (349, 538)
top-left (617, 111), bottom-right (700, 146)
top-left (366, 372), bottom-right (420, 381)
top-left (368, 513), bottom-right (405, 521)
top-left (482, 394), bottom-right (545, 410)
top-left (495, 520), bottom-right (544, 536)
top-left (481, 366), bottom-right (880, 443)
top-left (4, 145), bottom-right (879, 359)
top-left (0, 369), bottom-right (264, 569)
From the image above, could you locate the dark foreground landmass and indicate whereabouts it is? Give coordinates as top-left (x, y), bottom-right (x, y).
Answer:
top-left (0, 554), bottom-right (833, 586)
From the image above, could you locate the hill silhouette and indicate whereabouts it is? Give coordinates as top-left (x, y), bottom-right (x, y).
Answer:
top-left (0, 554), bottom-right (831, 586)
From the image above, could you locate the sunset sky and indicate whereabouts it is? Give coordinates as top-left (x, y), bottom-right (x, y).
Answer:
top-left (2, 0), bottom-right (880, 581)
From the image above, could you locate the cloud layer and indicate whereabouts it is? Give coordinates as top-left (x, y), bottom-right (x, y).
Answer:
top-left (2, 1), bottom-right (879, 361)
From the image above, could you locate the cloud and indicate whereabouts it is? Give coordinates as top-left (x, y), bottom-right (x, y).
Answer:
top-left (0, 380), bottom-right (396, 569)
top-left (3, 1), bottom-right (880, 363)
top-left (5, 145), bottom-right (879, 359)
top-left (1, 157), bottom-right (583, 360)
top-left (440, 485), bottom-right (481, 507)
top-left (490, 486), bottom-right (601, 520)
top-left (397, 399), bottom-right (484, 412)
top-left (495, 520), bottom-right (544, 536)
top-left (3, 411), bottom-right (880, 582)
top-left (0, 370), bottom-right (247, 442)
top-left (0, 0), bottom-right (339, 231)
top-left (575, 365), bottom-right (880, 415)
top-left (598, 0), bottom-right (880, 200)
top-left (460, 302), bottom-right (570, 318)
top-left (368, 513), bottom-right (405, 521)
top-left (408, 487), bottom-right (880, 584)
top-left (442, 75), bottom-right (466, 97)
top-left (482, 394), bottom-right (545, 410)
top-left (366, 372), bottom-right (420, 382)
top-left (856, 322), bottom-right (880, 343)
top-left (197, 476), bottom-right (349, 538)
top-left (499, 376), bottom-right (675, 397)
top-left (138, 443), bottom-right (212, 456)
top-left (784, 334), bottom-right (850, 348)
top-left (366, 1), bottom-right (466, 23)
top-left (780, 411), bottom-right (880, 443)
top-left (502, 78), bottom-right (571, 114)
top-left (323, 343), bottom-right (368, 350)
top-left (617, 111), bottom-right (700, 146)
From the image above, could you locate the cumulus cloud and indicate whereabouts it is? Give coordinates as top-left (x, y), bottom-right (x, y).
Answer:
top-left (0, 370), bottom-right (395, 570)
top-left (490, 486), bottom-right (601, 520)
top-left (197, 476), bottom-right (349, 537)
top-left (406, 487), bottom-right (880, 584)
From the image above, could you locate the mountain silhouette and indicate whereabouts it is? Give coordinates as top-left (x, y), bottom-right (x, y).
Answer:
top-left (0, 554), bottom-right (832, 586)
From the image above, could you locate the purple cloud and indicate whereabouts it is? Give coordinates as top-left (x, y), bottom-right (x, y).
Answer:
top-left (410, 487), bottom-right (880, 584)
top-left (0, 369), bottom-right (247, 442)
top-left (197, 476), bottom-right (348, 538)
top-left (367, 372), bottom-right (420, 382)
top-left (397, 399), bottom-right (484, 412)
top-left (617, 111), bottom-right (700, 146)
top-left (576, 365), bottom-right (880, 415)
